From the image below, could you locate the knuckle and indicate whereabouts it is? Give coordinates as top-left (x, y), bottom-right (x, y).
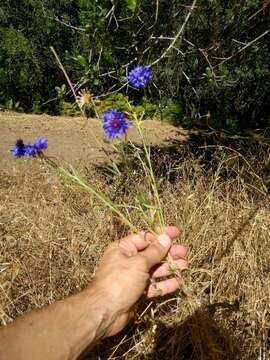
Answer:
top-left (119, 238), bottom-right (137, 256)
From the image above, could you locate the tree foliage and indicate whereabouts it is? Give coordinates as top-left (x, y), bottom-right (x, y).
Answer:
top-left (0, 0), bottom-right (269, 130)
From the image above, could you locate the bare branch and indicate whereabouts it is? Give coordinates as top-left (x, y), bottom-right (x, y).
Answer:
top-left (99, 70), bottom-right (117, 78)
top-left (50, 46), bottom-right (78, 102)
top-left (215, 29), bottom-right (270, 68)
top-left (97, 82), bottom-right (129, 99)
top-left (199, 48), bottom-right (218, 86)
top-left (97, 47), bottom-right (103, 72)
top-left (151, 0), bottom-right (197, 66)
top-left (106, 5), bottom-right (119, 29)
top-left (150, 36), bottom-right (175, 40)
top-left (148, 0), bottom-right (159, 29)
top-left (50, 47), bottom-right (114, 161)
top-left (172, 46), bottom-right (185, 56)
top-left (51, 16), bottom-right (85, 33)
top-left (248, 2), bottom-right (269, 21)
top-left (182, 70), bottom-right (199, 98)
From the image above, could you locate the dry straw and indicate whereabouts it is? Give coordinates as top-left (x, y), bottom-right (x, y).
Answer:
top-left (1, 144), bottom-right (269, 359)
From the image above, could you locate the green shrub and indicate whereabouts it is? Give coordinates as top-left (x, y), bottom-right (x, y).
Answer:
top-left (0, 0), bottom-right (269, 131)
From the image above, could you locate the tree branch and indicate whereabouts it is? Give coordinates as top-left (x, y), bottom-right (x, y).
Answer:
top-left (51, 16), bottom-right (85, 33)
top-left (151, 0), bottom-right (197, 66)
top-left (215, 29), bottom-right (270, 68)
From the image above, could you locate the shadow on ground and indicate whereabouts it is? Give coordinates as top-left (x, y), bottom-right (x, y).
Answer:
top-left (150, 303), bottom-right (241, 360)
top-left (87, 301), bottom-right (244, 360)
top-left (96, 131), bottom-right (270, 204)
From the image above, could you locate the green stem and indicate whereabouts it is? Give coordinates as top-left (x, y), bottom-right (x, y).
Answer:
top-left (132, 112), bottom-right (165, 229)
top-left (41, 155), bottom-right (138, 233)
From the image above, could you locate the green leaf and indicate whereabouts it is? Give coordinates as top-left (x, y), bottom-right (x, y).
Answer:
top-left (76, 55), bottom-right (88, 68)
top-left (125, 0), bottom-right (137, 12)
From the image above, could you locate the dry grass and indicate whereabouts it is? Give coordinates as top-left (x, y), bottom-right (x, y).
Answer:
top-left (0, 145), bottom-right (270, 359)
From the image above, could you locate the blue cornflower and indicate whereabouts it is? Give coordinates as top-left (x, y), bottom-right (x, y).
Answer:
top-left (34, 137), bottom-right (48, 152)
top-left (127, 65), bottom-right (153, 89)
top-left (103, 109), bottom-right (132, 139)
top-left (11, 139), bottom-right (25, 158)
top-left (11, 137), bottom-right (48, 158)
top-left (24, 144), bottom-right (38, 157)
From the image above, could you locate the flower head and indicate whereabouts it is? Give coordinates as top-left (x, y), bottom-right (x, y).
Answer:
top-left (11, 137), bottom-right (48, 158)
top-left (103, 109), bottom-right (132, 139)
top-left (77, 89), bottom-right (93, 109)
top-left (127, 65), bottom-right (153, 89)
top-left (24, 144), bottom-right (38, 157)
top-left (11, 139), bottom-right (25, 157)
top-left (34, 137), bottom-right (48, 152)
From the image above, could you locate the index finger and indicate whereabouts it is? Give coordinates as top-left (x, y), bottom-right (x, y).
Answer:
top-left (165, 226), bottom-right (181, 240)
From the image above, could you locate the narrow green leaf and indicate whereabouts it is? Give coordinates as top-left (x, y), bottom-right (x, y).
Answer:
top-left (125, 0), bottom-right (137, 12)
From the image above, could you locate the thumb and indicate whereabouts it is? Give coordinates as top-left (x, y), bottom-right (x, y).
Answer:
top-left (140, 234), bottom-right (171, 270)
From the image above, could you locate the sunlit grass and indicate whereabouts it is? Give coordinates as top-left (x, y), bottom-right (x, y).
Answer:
top-left (1, 144), bottom-right (269, 359)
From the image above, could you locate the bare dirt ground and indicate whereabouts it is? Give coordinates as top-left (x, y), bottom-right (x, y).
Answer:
top-left (0, 111), bottom-right (188, 172)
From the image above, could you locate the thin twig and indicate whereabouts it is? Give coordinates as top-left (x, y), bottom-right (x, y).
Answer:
top-left (182, 70), bottom-right (199, 98)
top-left (147, 0), bottom-right (159, 29)
top-left (97, 47), bottom-right (103, 71)
top-left (97, 82), bottom-right (129, 99)
top-left (50, 16), bottom-right (85, 33)
top-left (50, 46), bottom-right (113, 161)
top-left (248, 2), bottom-right (269, 21)
top-left (199, 48), bottom-right (218, 86)
top-left (151, 0), bottom-right (197, 66)
top-left (50, 46), bottom-right (78, 102)
top-left (215, 29), bottom-right (270, 68)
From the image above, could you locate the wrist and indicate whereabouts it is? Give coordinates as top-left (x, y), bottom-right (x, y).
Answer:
top-left (82, 284), bottom-right (117, 339)
top-left (59, 286), bottom-right (114, 359)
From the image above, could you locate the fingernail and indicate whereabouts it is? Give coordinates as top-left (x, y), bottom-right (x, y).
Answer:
top-left (158, 234), bottom-right (171, 247)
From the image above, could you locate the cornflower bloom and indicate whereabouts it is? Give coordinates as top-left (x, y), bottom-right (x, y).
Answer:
top-left (103, 109), bottom-right (132, 139)
top-left (11, 139), bottom-right (25, 158)
top-left (127, 65), bottom-right (153, 89)
top-left (34, 137), bottom-right (48, 152)
top-left (11, 137), bottom-right (48, 158)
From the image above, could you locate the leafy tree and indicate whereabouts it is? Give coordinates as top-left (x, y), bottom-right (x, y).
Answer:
top-left (0, 0), bottom-right (269, 131)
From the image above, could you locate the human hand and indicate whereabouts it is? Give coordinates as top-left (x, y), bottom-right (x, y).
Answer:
top-left (87, 226), bottom-right (188, 337)
top-left (0, 226), bottom-right (188, 360)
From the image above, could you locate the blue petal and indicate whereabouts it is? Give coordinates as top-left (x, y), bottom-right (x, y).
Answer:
top-left (34, 137), bottom-right (48, 152)
top-left (127, 65), bottom-right (153, 89)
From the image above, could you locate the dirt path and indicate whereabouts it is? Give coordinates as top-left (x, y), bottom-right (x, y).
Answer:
top-left (0, 111), bottom-right (188, 173)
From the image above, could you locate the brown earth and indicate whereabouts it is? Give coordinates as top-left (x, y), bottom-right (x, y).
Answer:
top-left (0, 111), bottom-right (188, 172)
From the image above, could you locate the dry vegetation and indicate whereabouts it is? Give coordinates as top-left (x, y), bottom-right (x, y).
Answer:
top-left (0, 142), bottom-right (270, 359)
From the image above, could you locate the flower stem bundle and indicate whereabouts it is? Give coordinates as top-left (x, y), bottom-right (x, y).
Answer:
top-left (11, 61), bottom-right (166, 236)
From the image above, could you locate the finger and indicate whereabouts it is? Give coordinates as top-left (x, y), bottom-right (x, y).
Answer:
top-left (118, 231), bottom-right (151, 256)
top-left (146, 277), bottom-right (181, 298)
top-left (151, 259), bottom-right (188, 278)
top-left (165, 226), bottom-right (181, 240)
top-left (143, 226), bottom-right (180, 244)
top-left (139, 234), bottom-right (171, 270)
top-left (169, 244), bottom-right (188, 259)
top-left (115, 227), bottom-right (184, 258)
